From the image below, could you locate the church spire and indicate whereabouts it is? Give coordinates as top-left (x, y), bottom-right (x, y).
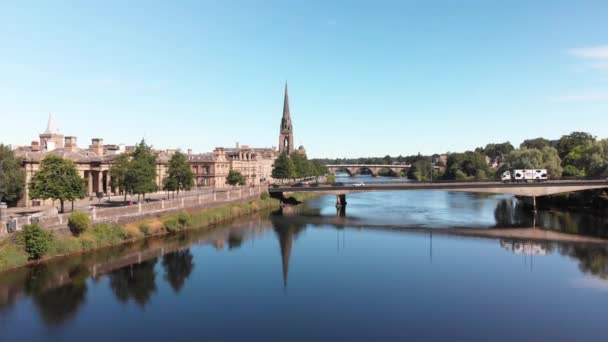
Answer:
top-left (278, 81), bottom-right (294, 154)
top-left (44, 113), bottom-right (59, 135)
top-left (282, 81), bottom-right (291, 120)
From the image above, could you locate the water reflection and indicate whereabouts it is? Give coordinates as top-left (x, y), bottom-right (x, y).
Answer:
top-left (26, 265), bottom-right (89, 325)
top-left (272, 216), bottom-right (306, 288)
top-left (108, 258), bottom-right (158, 306)
top-left (162, 249), bottom-right (194, 293)
top-left (493, 198), bottom-right (608, 237)
top-left (1, 201), bottom-right (608, 333)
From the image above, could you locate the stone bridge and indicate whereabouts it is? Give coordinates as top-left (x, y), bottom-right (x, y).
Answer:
top-left (326, 164), bottom-right (412, 176)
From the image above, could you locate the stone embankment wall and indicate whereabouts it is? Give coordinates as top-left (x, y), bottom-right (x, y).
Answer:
top-left (1, 186), bottom-right (266, 236)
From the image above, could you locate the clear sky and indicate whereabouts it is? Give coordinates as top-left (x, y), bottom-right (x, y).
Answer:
top-left (1, 0), bottom-right (607, 158)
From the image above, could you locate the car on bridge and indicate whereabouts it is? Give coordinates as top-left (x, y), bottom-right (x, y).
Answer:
top-left (353, 182), bottom-right (365, 187)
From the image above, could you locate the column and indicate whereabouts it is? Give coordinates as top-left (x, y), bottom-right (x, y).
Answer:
top-left (87, 171), bottom-right (93, 197)
top-left (97, 171), bottom-right (103, 196)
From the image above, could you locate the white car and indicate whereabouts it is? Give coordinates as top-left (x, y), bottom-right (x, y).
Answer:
top-left (353, 182), bottom-right (365, 187)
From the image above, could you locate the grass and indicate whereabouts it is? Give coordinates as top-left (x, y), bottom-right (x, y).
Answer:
top-left (0, 196), bottom-right (284, 273)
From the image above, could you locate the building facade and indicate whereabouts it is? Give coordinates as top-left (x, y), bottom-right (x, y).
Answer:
top-left (13, 83), bottom-right (303, 207)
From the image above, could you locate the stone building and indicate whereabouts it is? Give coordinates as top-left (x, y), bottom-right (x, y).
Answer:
top-left (189, 145), bottom-right (277, 188)
top-left (14, 114), bottom-right (171, 208)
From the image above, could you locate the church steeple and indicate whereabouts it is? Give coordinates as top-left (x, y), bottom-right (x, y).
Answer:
top-left (282, 82), bottom-right (291, 121)
top-left (279, 82), bottom-right (294, 154)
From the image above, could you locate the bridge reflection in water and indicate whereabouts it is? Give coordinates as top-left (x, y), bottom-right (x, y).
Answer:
top-left (1, 204), bottom-right (608, 327)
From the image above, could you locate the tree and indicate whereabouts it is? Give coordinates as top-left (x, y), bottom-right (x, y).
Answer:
top-left (520, 137), bottom-right (552, 150)
top-left (556, 132), bottom-right (595, 159)
top-left (164, 151), bottom-right (194, 197)
top-left (110, 153), bottom-right (132, 202)
top-left (482, 142), bottom-right (514, 164)
top-left (444, 151), bottom-right (492, 180)
top-left (0, 144), bottom-right (26, 205)
top-left (291, 153), bottom-right (310, 178)
top-left (500, 146), bottom-right (563, 178)
top-left (226, 170), bottom-right (246, 186)
top-left (272, 153), bottom-right (296, 181)
top-left (128, 140), bottom-right (157, 200)
top-left (29, 155), bottom-right (87, 213)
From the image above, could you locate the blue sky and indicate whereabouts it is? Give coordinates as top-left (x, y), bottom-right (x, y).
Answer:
top-left (1, 0), bottom-right (607, 158)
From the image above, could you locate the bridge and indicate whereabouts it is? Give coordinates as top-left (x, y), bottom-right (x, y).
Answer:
top-left (326, 164), bottom-right (413, 176)
top-left (269, 180), bottom-right (608, 214)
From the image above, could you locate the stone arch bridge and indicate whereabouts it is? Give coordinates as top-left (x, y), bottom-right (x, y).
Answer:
top-left (326, 164), bottom-right (414, 176)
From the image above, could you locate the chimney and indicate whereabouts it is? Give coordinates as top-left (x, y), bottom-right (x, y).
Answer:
top-left (90, 138), bottom-right (104, 155)
top-left (64, 136), bottom-right (78, 152)
top-left (31, 141), bottom-right (40, 152)
top-left (236, 142), bottom-right (239, 149)
top-left (187, 149), bottom-right (192, 156)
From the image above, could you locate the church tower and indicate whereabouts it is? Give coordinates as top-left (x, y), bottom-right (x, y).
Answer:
top-left (278, 82), bottom-right (294, 154)
top-left (39, 113), bottom-right (64, 151)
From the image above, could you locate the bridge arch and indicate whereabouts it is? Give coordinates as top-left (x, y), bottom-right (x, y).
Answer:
top-left (330, 167), bottom-right (355, 177)
top-left (375, 167), bottom-right (399, 177)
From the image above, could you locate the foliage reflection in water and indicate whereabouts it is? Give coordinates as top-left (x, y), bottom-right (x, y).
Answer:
top-left (1, 191), bottom-right (608, 340)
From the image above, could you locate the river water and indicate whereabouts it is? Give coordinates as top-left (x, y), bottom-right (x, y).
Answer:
top-left (1, 174), bottom-right (608, 341)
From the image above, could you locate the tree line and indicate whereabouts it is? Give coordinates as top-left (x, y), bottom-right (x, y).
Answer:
top-left (311, 131), bottom-right (608, 182)
top-left (272, 153), bottom-right (328, 181)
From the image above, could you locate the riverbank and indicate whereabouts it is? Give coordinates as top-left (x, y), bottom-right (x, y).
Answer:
top-left (0, 196), bottom-right (275, 273)
top-left (0, 192), bottom-right (319, 273)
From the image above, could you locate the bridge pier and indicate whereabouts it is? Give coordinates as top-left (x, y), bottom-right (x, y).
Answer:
top-left (336, 194), bottom-right (347, 216)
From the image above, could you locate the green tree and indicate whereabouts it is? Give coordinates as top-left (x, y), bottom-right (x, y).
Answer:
top-left (481, 142), bottom-right (514, 164)
top-left (110, 153), bottom-right (132, 202)
top-left (164, 151), bottom-right (194, 197)
top-left (520, 137), bottom-right (552, 150)
top-left (226, 169), bottom-right (246, 186)
top-left (128, 140), bottom-right (157, 200)
top-left (556, 132), bottom-right (595, 159)
top-left (29, 155), bottom-right (87, 213)
top-left (444, 151), bottom-right (491, 180)
top-left (500, 146), bottom-right (563, 178)
top-left (272, 153), bottom-right (296, 181)
top-left (0, 144), bottom-right (26, 205)
top-left (291, 153), bottom-right (310, 178)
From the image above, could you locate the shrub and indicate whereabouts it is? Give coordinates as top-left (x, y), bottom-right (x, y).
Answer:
top-left (138, 223), bottom-right (151, 237)
top-left (23, 223), bottom-right (52, 260)
top-left (177, 212), bottom-right (191, 227)
top-left (163, 217), bottom-right (180, 233)
top-left (68, 211), bottom-right (91, 236)
top-left (260, 191), bottom-right (270, 200)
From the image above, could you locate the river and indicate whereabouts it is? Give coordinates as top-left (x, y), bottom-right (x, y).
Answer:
top-left (1, 174), bottom-right (607, 341)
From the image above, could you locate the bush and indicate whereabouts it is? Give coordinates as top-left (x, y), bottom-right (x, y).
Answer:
top-left (138, 223), bottom-right (151, 237)
top-left (177, 212), bottom-right (191, 227)
top-left (23, 223), bottom-right (52, 260)
top-left (68, 211), bottom-right (91, 236)
top-left (163, 217), bottom-right (180, 233)
top-left (260, 191), bottom-right (270, 200)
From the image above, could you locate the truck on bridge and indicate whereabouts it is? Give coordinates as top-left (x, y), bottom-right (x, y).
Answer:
top-left (501, 169), bottom-right (548, 183)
